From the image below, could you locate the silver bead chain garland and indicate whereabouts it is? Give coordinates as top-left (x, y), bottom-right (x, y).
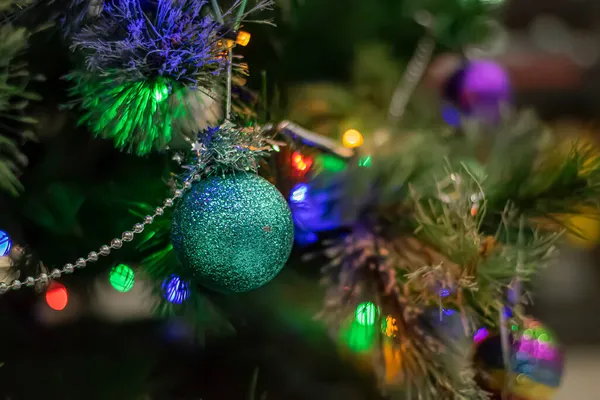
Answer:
top-left (0, 178), bottom-right (197, 295)
top-left (388, 34), bottom-right (436, 122)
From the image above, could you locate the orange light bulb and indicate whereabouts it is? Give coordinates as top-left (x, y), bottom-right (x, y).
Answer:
top-left (291, 152), bottom-right (313, 173)
top-left (236, 31), bottom-right (251, 47)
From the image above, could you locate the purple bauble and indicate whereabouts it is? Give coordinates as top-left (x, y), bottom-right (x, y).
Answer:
top-left (460, 60), bottom-right (511, 120)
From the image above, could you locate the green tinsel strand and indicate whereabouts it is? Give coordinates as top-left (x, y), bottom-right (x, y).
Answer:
top-left (68, 76), bottom-right (186, 155)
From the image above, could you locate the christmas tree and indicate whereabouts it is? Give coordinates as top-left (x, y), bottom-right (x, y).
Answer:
top-left (0, 0), bottom-right (593, 399)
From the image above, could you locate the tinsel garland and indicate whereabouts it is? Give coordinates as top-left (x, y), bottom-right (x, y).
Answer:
top-left (52, 0), bottom-right (103, 36)
top-left (67, 0), bottom-right (227, 155)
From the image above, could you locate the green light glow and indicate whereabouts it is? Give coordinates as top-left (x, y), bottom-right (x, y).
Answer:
top-left (355, 302), bottom-right (377, 326)
top-left (72, 75), bottom-right (186, 155)
top-left (316, 154), bottom-right (346, 173)
top-left (153, 81), bottom-right (170, 102)
top-left (109, 264), bottom-right (135, 293)
top-left (358, 156), bottom-right (372, 168)
top-left (340, 320), bottom-right (376, 353)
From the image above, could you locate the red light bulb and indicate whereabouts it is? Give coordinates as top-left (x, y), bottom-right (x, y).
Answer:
top-left (291, 152), bottom-right (313, 174)
top-left (45, 282), bottom-right (68, 311)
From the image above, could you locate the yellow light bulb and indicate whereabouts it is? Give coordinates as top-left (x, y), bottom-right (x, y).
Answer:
top-left (342, 129), bottom-right (364, 148)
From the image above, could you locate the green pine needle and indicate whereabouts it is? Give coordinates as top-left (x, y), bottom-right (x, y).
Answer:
top-left (0, 1), bottom-right (40, 196)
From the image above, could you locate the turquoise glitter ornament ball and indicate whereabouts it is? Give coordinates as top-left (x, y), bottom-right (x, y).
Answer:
top-left (171, 173), bottom-right (294, 293)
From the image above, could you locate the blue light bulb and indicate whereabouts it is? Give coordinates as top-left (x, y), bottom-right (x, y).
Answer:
top-left (290, 184), bottom-right (308, 203)
top-left (162, 275), bottom-right (190, 304)
top-left (0, 230), bottom-right (12, 257)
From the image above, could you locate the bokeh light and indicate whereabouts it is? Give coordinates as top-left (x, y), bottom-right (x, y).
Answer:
top-left (153, 81), bottom-right (169, 102)
top-left (163, 275), bottom-right (190, 304)
top-left (109, 264), bottom-right (135, 293)
top-left (474, 327), bottom-right (489, 344)
top-left (45, 282), bottom-right (68, 311)
top-left (355, 302), bottom-right (378, 326)
top-left (342, 129), bottom-right (364, 149)
top-left (290, 183), bottom-right (308, 203)
top-left (0, 230), bottom-right (12, 256)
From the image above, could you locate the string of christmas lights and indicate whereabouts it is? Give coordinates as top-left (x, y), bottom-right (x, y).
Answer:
top-left (0, 176), bottom-right (196, 295)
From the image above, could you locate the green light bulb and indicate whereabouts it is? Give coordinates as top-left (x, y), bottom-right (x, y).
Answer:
top-left (153, 82), bottom-right (170, 102)
top-left (109, 264), bottom-right (135, 293)
top-left (358, 156), bottom-right (372, 168)
top-left (355, 302), bottom-right (377, 326)
top-left (316, 154), bottom-right (346, 173)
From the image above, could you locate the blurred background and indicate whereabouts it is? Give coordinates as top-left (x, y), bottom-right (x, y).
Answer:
top-left (489, 1), bottom-right (600, 397)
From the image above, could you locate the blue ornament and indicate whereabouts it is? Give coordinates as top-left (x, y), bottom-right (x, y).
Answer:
top-left (0, 230), bottom-right (12, 257)
top-left (171, 173), bottom-right (294, 293)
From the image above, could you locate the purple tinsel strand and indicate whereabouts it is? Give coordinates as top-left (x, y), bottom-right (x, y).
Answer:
top-left (73, 0), bottom-right (223, 86)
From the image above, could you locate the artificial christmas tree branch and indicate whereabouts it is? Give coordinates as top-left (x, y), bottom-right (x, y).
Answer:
top-left (0, 0), bottom-right (41, 196)
top-left (304, 105), bottom-right (595, 396)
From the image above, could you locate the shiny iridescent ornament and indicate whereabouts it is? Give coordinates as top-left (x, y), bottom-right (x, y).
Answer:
top-left (511, 318), bottom-right (564, 400)
top-left (171, 173), bottom-right (294, 293)
top-left (473, 319), bottom-right (564, 400)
